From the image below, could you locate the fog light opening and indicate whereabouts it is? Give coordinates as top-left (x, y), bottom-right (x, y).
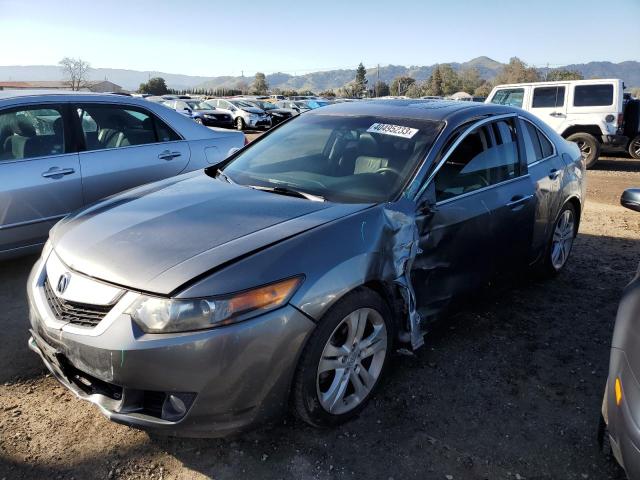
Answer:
top-left (160, 392), bottom-right (196, 421)
top-left (615, 377), bottom-right (623, 406)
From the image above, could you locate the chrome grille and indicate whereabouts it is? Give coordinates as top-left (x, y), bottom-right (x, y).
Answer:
top-left (43, 278), bottom-right (113, 327)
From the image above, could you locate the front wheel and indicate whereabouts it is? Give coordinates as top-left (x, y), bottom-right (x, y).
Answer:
top-left (566, 133), bottom-right (600, 169)
top-left (235, 117), bottom-right (245, 131)
top-left (292, 288), bottom-right (393, 427)
top-left (628, 134), bottom-right (640, 160)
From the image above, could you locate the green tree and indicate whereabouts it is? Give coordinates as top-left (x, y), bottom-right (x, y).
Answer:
top-left (473, 81), bottom-right (493, 98)
top-left (495, 57), bottom-right (540, 84)
top-left (353, 62), bottom-right (368, 98)
top-left (138, 77), bottom-right (169, 95)
top-left (424, 65), bottom-right (444, 96)
top-left (390, 76), bottom-right (415, 96)
top-left (252, 72), bottom-right (269, 95)
top-left (459, 67), bottom-right (482, 94)
top-left (405, 83), bottom-right (424, 98)
top-left (319, 89), bottom-right (336, 98)
top-left (439, 64), bottom-right (461, 95)
top-left (374, 81), bottom-right (390, 97)
top-left (546, 68), bottom-right (584, 81)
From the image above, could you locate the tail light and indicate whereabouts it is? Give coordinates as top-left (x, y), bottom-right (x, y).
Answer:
top-left (244, 135), bottom-right (249, 146)
top-left (617, 113), bottom-right (624, 128)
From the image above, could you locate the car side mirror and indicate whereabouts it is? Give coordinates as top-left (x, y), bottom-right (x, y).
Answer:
top-left (621, 188), bottom-right (640, 212)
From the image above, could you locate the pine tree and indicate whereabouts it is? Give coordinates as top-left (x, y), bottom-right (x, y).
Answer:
top-left (353, 63), bottom-right (368, 98)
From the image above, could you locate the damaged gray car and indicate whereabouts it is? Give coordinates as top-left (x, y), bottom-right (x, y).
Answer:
top-left (27, 100), bottom-right (585, 436)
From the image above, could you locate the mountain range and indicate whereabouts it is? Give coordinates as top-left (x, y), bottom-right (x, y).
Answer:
top-left (1, 57), bottom-right (638, 92)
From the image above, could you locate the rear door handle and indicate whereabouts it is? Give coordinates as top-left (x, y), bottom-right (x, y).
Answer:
top-left (506, 194), bottom-right (534, 209)
top-left (549, 112), bottom-right (564, 118)
top-left (549, 168), bottom-right (561, 180)
top-left (42, 167), bottom-right (75, 179)
top-left (158, 151), bottom-right (182, 160)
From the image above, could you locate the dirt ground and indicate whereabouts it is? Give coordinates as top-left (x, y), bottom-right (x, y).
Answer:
top-left (1, 155), bottom-right (639, 480)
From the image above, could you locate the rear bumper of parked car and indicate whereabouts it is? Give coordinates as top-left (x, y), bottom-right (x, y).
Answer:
top-left (603, 349), bottom-right (640, 478)
top-left (602, 134), bottom-right (628, 147)
top-left (27, 256), bottom-right (315, 437)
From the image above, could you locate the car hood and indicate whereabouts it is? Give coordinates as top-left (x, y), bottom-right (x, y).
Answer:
top-left (51, 171), bottom-right (368, 295)
top-left (241, 107), bottom-right (266, 114)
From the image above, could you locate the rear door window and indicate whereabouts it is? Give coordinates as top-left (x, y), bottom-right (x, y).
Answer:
top-left (573, 84), bottom-right (614, 107)
top-left (490, 88), bottom-right (525, 108)
top-left (0, 105), bottom-right (66, 161)
top-left (521, 119), bottom-right (554, 164)
top-left (532, 86), bottom-right (565, 108)
top-left (76, 104), bottom-right (180, 151)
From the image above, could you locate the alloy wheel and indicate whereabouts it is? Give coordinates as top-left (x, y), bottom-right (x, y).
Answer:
top-left (576, 140), bottom-right (592, 160)
top-left (316, 308), bottom-right (387, 415)
top-left (631, 138), bottom-right (640, 158)
top-left (551, 209), bottom-right (575, 270)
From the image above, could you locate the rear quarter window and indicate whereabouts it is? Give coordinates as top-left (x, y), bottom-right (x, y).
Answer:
top-left (573, 84), bottom-right (613, 107)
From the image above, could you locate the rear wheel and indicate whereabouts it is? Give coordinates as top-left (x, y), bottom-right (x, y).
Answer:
top-left (628, 134), bottom-right (640, 160)
top-left (540, 202), bottom-right (577, 276)
top-left (566, 133), bottom-right (600, 168)
top-left (292, 288), bottom-right (393, 427)
top-left (235, 117), bottom-right (245, 131)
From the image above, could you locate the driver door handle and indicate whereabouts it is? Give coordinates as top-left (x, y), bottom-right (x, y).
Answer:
top-left (158, 151), bottom-right (182, 160)
top-left (549, 112), bottom-right (564, 118)
top-left (42, 167), bottom-right (75, 178)
top-left (506, 194), bottom-right (533, 210)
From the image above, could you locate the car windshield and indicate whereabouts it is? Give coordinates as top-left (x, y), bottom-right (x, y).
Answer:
top-left (221, 114), bottom-right (444, 203)
top-left (253, 101), bottom-right (276, 110)
top-left (294, 102), bottom-right (309, 108)
top-left (187, 101), bottom-right (213, 110)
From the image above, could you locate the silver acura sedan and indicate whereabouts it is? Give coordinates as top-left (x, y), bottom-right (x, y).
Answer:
top-left (27, 100), bottom-right (585, 437)
top-left (0, 91), bottom-right (244, 259)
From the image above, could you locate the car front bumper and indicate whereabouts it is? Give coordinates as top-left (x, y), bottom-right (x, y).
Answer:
top-left (27, 255), bottom-right (315, 437)
top-left (246, 117), bottom-right (271, 129)
top-left (603, 348), bottom-right (640, 478)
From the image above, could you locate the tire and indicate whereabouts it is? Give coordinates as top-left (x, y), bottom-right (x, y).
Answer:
top-left (292, 287), bottom-right (394, 427)
top-left (628, 134), bottom-right (640, 160)
top-left (194, 118), bottom-right (203, 125)
top-left (235, 117), bottom-right (245, 131)
top-left (538, 202), bottom-right (577, 277)
top-left (566, 133), bottom-right (600, 169)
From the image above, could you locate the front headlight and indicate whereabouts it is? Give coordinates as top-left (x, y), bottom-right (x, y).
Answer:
top-left (127, 277), bottom-right (302, 333)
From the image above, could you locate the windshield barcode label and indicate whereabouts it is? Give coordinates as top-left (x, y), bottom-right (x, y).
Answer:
top-left (367, 123), bottom-right (418, 139)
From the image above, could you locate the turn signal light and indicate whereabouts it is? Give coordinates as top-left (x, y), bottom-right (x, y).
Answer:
top-left (615, 377), bottom-right (623, 406)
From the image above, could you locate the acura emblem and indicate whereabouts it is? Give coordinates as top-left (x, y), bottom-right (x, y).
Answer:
top-left (56, 273), bottom-right (71, 294)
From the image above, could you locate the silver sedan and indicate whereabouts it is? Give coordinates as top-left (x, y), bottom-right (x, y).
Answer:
top-left (0, 91), bottom-right (244, 259)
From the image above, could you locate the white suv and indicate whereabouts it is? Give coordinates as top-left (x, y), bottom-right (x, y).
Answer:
top-left (487, 79), bottom-right (627, 167)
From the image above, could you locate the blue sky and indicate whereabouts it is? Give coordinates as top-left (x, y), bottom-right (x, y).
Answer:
top-left (0, 0), bottom-right (638, 76)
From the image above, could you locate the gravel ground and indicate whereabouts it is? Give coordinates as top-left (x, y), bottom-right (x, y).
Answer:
top-left (1, 156), bottom-right (639, 480)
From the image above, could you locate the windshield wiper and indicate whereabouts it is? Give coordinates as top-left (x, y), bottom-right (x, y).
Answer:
top-left (247, 185), bottom-right (325, 202)
top-left (216, 169), bottom-right (235, 184)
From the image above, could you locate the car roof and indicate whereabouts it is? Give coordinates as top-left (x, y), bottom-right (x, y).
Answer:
top-left (306, 99), bottom-right (514, 122)
top-left (0, 89), bottom-right (151, 106)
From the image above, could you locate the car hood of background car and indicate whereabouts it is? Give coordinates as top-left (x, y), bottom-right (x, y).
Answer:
top-left (240, 107), bottom-right (266, 114)
top-left (51, 171), bottom-right (370, 295)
